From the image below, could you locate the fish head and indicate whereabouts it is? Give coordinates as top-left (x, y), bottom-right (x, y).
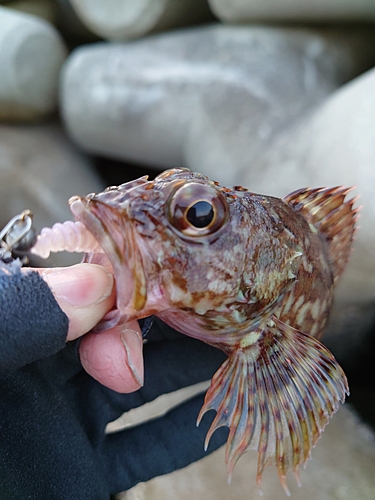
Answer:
top-left (68, 169), bottom-right (255, 325)
top-left (69, 168), bottom-right (300, 340)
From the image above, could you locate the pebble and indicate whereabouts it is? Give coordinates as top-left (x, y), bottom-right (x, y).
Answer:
top-left (0, 7), bottom-right (67, 121)
top-left (69, 0), bottom-right (213, 40)
top-left (208, 0), bottom-right (375, 22)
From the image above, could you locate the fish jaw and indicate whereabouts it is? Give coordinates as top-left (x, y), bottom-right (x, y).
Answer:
top-left (69, 196), bottom-right (149, 320)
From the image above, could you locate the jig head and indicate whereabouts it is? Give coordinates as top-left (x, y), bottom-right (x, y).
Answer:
top-left (0, 210), bottom-right (37, 263)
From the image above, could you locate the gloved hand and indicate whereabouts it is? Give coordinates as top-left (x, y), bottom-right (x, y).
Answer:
top-left (0, 261), bottom-right (228, 500)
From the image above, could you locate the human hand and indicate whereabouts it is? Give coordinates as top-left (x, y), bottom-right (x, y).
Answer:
top-left (41, 263), bottom-right (144, 392)
top-left (0, 260), bottom-right (228, 498)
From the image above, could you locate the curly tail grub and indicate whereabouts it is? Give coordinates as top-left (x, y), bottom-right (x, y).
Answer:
top-left (30, 221), bottom-right (103, 259)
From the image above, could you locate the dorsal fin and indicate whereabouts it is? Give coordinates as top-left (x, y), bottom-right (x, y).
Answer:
top-left (283, 187), bottom-right (359, 283)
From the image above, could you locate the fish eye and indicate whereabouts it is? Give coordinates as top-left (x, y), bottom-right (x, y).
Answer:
top-left (186, 201), bottom-right (214, 228)
top-left (167, 182), bottom-right (229, 237)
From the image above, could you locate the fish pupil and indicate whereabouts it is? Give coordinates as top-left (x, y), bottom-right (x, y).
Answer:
top-left (186, 201), bottom-right (214, 228)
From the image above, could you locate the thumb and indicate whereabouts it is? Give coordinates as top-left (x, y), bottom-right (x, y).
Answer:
top-left (42, 263), bottom-right (115, 341)
top-left (79, 321), bottom-right (144, 393)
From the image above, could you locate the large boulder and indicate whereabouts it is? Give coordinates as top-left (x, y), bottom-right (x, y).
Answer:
top-left (61, 25), bottom-right (375, 168)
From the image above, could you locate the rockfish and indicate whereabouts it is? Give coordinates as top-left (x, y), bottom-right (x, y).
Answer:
top-left (31, 168), bottom-right (358, 493)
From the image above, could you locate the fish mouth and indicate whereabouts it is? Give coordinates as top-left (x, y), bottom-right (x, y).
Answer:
top-left (69, 195), bottom-right (147, 323)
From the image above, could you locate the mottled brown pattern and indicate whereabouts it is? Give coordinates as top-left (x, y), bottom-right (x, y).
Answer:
top-left (69, 168), bottom-right (357, 495)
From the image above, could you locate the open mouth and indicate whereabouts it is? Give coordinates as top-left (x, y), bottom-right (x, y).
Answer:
top-left (29, 174), bottom-right (174, 330)
top-left (69, 195), bottom-right (147, 323)
top-left (30, 192), bottom-right (148, 330)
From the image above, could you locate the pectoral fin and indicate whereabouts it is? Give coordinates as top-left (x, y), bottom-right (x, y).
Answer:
top-left (197, 317), bottom-right (348, 494)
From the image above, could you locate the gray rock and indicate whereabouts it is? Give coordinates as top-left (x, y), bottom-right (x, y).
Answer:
top-left (61, 25), bottom-right (375, 168)
top-left (69, 0), bottom-right (213, 41)
top-left (209, 0), bottom-right (375, 22)
top-left (0, 7), bottom-right (67, 121)
top-left (115, 405), bottom-right (375, 500)
top-left (0, 123), bottom-right (104, 267)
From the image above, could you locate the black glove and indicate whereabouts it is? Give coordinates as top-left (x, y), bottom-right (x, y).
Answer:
top-left (0, 261), bottom-right (228, 499)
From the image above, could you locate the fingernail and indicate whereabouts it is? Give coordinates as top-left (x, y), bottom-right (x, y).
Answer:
top-left (120, 328), bottom-right (144, 387)
top-left (43, 263), bottom-right (114, 307)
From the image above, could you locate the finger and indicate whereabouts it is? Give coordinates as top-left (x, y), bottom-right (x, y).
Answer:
top-left (101, 393), bottom-right (229, 491)
top-left (79, 320), bottom-right (144, 393)
top-left (34, 263), bottom-right (115, 341)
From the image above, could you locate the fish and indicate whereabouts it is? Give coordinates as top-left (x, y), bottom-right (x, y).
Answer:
top-left (31, 168), bottom-right (358, 493)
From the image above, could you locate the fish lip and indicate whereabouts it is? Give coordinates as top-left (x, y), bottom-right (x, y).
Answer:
top-left (69, 196), bottom-right (147, 320)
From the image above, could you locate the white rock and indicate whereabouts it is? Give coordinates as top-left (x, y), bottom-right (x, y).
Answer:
top-left (0, 123), bottom-right (104, 267)
top-left (209, 0), bottom-right (375, 22)
top-left (69, 0), bottom-right (213, 40)
top-left (116, 405), bottom-right (375, 500)
top-left (0, 7), bottom-right (67, 121)
top-left (61, 25), bottom-right (375, 168)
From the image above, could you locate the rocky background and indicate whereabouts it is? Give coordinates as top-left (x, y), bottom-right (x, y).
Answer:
top-left (1, 1), bottom-right (375, 499)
